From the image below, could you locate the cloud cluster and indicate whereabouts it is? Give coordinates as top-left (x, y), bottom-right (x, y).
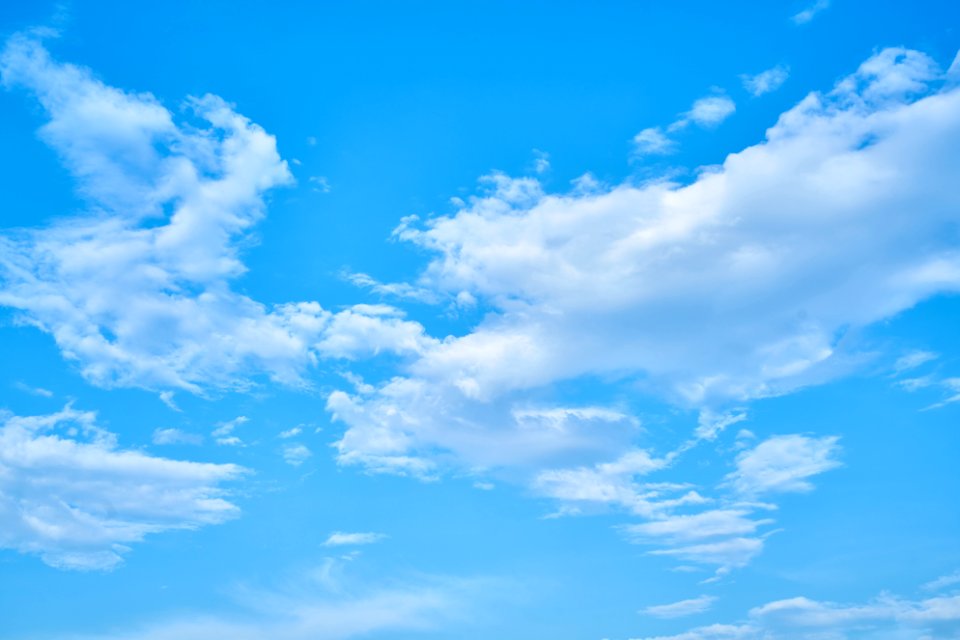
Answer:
top-left (331, 46), bottom-right (960, 482)
top-left (0, 406), bottom-right (244, 570)
top-left (632, 581), bottom-right (960, 639)
top-left (0, 36), bottom-right (432, 394)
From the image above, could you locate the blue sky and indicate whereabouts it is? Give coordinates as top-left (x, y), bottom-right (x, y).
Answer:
top-left (1, 1), bottom-right (960, 638)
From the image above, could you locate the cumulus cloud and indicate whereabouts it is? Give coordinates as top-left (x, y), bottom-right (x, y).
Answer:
top-left (0, 35), bottom-right (433, 394)
top-left (331, 47), bottom-right (960, 485)
top-left (741, 66), bottom-right (789, 97)
top-left (0, 406), bottom-right (244, 570)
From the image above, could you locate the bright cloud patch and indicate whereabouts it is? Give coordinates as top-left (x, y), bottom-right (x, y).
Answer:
top-left (331, 47), bottom-right (960, 483)
top-left (0, 406), bottom-right (244, 570)
top-left (0, 36), bottom-right (433, 394)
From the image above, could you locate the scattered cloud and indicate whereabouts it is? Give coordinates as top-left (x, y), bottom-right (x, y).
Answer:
top-left (923, 570), bottom-right (960, 592)
top-left (741, 66), bottom-right (789, 97)
top-left (152, 427), bottom-right (203, 446)
top-left (309, 175), bottom-right (331, 193)
top-left (631, 589), bottom-right (960, 639)
top-left (633, 127), bottom-right (676, 157)
top-left (323, 531), bottom-right (387, 547)
top-left (282, 443), bottom-right (312, 466)
top-left (60, 560), bottom-right (494, 640)
top-left (0, 406), bottom-right (244, 570)
top-left (12, 381), bottom-right (53, 397)
top-left (643, 595), bottom-right (717, 619)
top-left (725, 434), bottom-right (841, 496)
top-left (0, 36), bottom-right (433, 394)
top-left (212, 416), bottom-right (248, 446)
top-left (670, 94), bottom-right (736, 130)
top-left (791, 0), bottom-right (830, 25)
top-left (532, 149), bottom-right (550, 174)
top-left (894, 350), bottom-right (939, 373)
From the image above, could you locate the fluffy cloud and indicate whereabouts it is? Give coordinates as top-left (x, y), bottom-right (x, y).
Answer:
top-left (0, 35), bottom-right (432, 394)
top-left (0, 406), bottom-right (244, 570)
top-left (741, 66), bottom-right (790, 97)
top-left (724, 434), bottom-right (841, 496)
top-left (329, 46), bottom-right (960, 484)
top-left (671, 94), bottom-right (737, 129)
top-left (633, 127), bottom-right (677, 156)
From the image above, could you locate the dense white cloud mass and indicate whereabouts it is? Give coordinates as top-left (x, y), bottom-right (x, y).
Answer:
top-left (0, 406), bottom-right (244, 570)
top-left (0, 36), bottom-right (432, 393)
top-left (331, 47), bottom-right (960, 480)
top-left (632, 587), bottom-right (960, 639)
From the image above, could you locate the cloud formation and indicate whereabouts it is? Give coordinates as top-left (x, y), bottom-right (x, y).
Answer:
top-left (332, 46), bottom-right (960, 481)
top-left (0, 35), bottom-right (432, 394)
top-left (0, 406), bottom-right (244, 570)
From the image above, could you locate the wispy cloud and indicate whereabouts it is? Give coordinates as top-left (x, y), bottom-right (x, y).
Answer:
top-left (643, 595), bottom-right (717, 618)
top-left (152, 427), bottom-right (203, 446)
top-left (791, 0), bottom-right (830, 25)
top-left (0, 406), bottom-right (243, 570)
top-left (323, 531), bottom-right (387, 547)
top-left (741, 66), bottom-right (789, 97)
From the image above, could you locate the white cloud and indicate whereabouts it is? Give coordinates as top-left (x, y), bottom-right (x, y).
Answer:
top-left (634, 582), bottom-right (960, 639)
top-left (741, 66), bottom-right (789, 97)
top-left (679, 94), bottom-right (736, 128)
top-left (323, 531), bottom-right (387, 547)
top-left (926, 377), bottom-right (960, 409)
top-left (328, 47), bottom-right (960, 483)
top-left (0, 406), bottom-right (244, 570)
top-left (13, 381), bottom-right (53, 397)
top-left (532, 149), bottom-right (550, 174)
top-left (624, 509), bottom-right (772, 543)
top-left (279, 426), bottom-right (302, 439)
top-left (60, 561), bottom-right (493, 640)
top-left (0, 35), bottom-right (432, 394)
top-left (629, 623), bottom-right (755, 640)
top-left (643, 595), bottom-right (717, 619)
top-left (894, 350), bottom-right (938, 372)
top-left (725, 434), bottom-right (841, 496)
top-left (309, 175), bottom-right (331, 193)
top-left (152, 427), bottom-right (202, 446)
top-left (791, 0), bottom-right (830, 25)
top-left (282, 443), bottom-right (312, 466)
top-left (633, 127), bottom-right (676, 156)
top-left (923, 571), bottom-right (960, 592)
top-left (212, 415), bottom-right (248, 446)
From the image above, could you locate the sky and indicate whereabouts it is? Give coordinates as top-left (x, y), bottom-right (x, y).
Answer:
top-left (1, 1), bottom-right (960, 639)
